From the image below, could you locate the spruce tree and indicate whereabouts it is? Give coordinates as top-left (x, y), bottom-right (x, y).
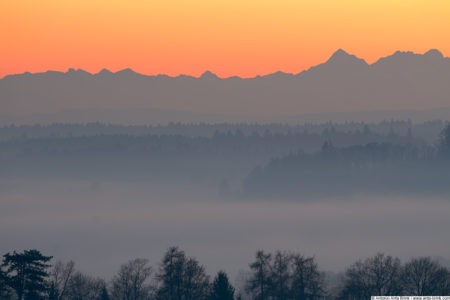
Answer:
top-left (209, 271), bottom-right (235, 300)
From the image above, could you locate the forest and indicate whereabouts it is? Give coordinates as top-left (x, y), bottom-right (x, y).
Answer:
top-left (1, 248), bottom-right (450, 300)
top-left (0, 120), bottom-right (449, 197)
top-left (0, 120), bottom-right (443, 143)
top-left (242, 123), bottom-right (450, 198)
top-left (2, 121), bottom-right (450, 300)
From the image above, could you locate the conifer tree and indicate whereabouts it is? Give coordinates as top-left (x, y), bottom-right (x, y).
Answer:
top-left (209, 271), bottom-right (235, 300)
top-left (2, 249), bottom-right (53, 300)
top-left (246, 251), bottom-right (272, 300)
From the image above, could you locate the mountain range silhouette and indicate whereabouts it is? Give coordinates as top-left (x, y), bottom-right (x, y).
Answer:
top-left (1, 49), bottom-right (450, 124)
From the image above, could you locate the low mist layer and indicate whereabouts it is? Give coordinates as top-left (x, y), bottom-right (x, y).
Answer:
top-left (1, 179), bottom-right (450, 280)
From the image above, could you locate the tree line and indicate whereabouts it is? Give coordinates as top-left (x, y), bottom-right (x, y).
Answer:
top-left (243, 125), bottom-right (450, 198)
top-left (1, 248), bottom-right (450, 300)
top-left (0, 124), bottom-right (419, 185)
top-left (0, 120), bottom-right (440, 141)
top-left (0, 125), bottom-right (418, 157)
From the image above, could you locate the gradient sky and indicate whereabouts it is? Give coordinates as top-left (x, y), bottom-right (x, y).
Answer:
top-left (1, 0), bottom-right (449, 78)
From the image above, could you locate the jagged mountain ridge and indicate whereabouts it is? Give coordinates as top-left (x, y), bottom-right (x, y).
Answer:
top-left (1, 49), bottom-right (450, 122)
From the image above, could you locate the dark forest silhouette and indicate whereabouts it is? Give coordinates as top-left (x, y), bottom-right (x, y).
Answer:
top-left (1, 248), bottom-right (450, 300)
top-left (243, 123), bottom-right (450, 198)
top-left (2, 121), bottom-right (450, 197)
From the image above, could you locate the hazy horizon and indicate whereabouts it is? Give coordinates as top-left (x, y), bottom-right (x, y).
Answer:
top-left (2, 1), bottom-right (450, 298)
top-left (2, 178), bottom-right (450, 280)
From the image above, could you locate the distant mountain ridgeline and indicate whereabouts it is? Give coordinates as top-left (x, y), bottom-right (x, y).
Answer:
top-left (2, 49), bottom-right (450, 124)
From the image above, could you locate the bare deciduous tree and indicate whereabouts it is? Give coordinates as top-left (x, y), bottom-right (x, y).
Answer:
top-left (49, 260), bottom-right (76, 300)
top-left (155, 247), bottom-right (210, 300)
top-left (181, 257), bottom-right (210, 300)
top-left (111, 258), bottom-right (153, 300)
top-left (68, 271), bottom-right (105, 300)
top-left (245, 251), bottom-right (326, 300)
top-left (338, 253), bottom-right (402, 300)
top-left (402, 257), bottom-right (450, 296)
top-left (290, 254), bottom-right (326, 300)
top-left (270, 251), bottom-right (291, 300)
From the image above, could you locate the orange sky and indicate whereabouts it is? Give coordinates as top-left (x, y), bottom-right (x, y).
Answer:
top-left (1, 0), bottom-right (449, 78)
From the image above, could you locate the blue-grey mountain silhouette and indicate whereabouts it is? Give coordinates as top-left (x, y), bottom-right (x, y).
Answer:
top-left (1, 49), bottom-right (450, 124)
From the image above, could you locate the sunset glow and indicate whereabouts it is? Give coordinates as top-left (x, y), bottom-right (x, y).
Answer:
top-left (1, 0), bottom-right (449, 78)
